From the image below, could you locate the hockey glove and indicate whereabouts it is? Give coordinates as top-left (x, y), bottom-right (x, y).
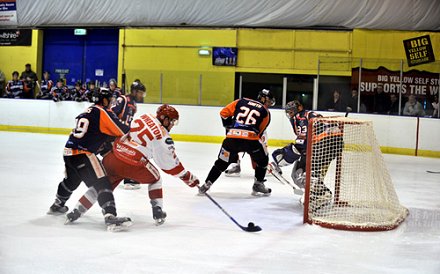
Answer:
top-left (180, 171), bottom-right (200, 188)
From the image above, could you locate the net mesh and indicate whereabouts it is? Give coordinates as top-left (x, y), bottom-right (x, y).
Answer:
top-left (304, 117), bottom-right (408, 231)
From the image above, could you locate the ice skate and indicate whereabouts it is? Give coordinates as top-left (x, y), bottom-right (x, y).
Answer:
top-left (123, 179), bottom-right (141, 190)
top-left (198, 180), bottom-right (213, 195)
top-left (104, 214), bottom-right (133, 232)
top-left (152, 206), bottom-right (167, 226)
top-left (252, 179), bottom-right (272, 196)
top-left (225, 163), bottom-right (241, 177)
top-left (65, 209), bottom-right (81, 224)
top-left (47, 198), bottom-right (68, 215)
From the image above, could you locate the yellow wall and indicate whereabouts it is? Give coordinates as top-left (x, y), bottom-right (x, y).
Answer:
top-left (119, 28), bottom-right (237, 106)
top-left (2, 28), bottom-right (440, 104)
top-left (352, 29), bottom-right (440, 71)
top-left (0, 29), bottom-right (43, 81)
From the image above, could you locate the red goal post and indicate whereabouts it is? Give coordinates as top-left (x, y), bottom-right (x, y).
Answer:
top-left (303, 116), bottom-right (408, 231)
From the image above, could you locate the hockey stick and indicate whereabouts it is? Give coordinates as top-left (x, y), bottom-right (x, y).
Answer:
top-left (426, 170), bottom-right (440, 174)
top-left (267, 163), bottom-right (304, 195)
top-left (198, 186), bottom-right (262, 232)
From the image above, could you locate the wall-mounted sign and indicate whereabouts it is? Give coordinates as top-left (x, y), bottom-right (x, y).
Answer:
top-left (0, 29), bottom-right (32, 46)
top-left (403, 35), bottom-right (435, 67)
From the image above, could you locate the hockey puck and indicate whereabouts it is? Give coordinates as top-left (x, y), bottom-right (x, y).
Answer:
top-left (248, 222), bottom-right (255, 228)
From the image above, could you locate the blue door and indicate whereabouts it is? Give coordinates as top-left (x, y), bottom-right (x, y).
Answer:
top-left (43, 28), bottom-right (119, 87)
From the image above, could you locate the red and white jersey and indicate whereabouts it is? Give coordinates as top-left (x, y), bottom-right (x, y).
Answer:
top-left (112, 113), bottom-right (186, 177)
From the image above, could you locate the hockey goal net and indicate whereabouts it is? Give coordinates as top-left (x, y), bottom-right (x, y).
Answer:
top-left (303, 116), bottom-right (408, 231)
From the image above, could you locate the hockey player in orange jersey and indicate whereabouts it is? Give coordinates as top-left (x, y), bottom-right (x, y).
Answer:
top-left (199, 89), bottom-right (275, 196)
top-left (65, 104), bottom-right (200, 226)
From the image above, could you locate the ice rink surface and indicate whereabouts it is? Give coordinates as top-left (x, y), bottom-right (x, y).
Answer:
top-left (0, 131), bottom-right (439, 274)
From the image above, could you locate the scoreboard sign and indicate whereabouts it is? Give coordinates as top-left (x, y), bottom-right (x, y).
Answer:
top-left (403, 35), bottom-right (435, 67)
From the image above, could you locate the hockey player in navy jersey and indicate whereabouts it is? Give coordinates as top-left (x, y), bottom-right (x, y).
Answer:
top-left (48, 87), bottom-right (132, 231)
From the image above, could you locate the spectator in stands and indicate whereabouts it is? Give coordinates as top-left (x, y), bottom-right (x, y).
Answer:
top-left (84, 81), bottom-right (97, 102)
top-left (347, 89), bottom-right (366, 113)
top-left (71, 81), bottom-right (87, 102)
top-left (37, 71), bottom-right (54, 100)
top-left (431, 95), bottom-right (439, 118)
top-left (0, 69), bottom-right (5, 97)
top-left (325, 89), bottom-right (346, 112)
top-left (109, 78), bottom-right (122, 97)
top-left (23, 76), bottom-right (36, 99)
top-left (51, 79), bottom-right (67, 102)
top-left (20, 64), bottom-right (39, 97)
top-left (373, 85), bottom-right (390, 114)
top-left (403, 95), bottom-right (425, 117)
top-left (4, 71), bottom-right (25, 99)
top-left (387, 93), bottom-right (403, 115)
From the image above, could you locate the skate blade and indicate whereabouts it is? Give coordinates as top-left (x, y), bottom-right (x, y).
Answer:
top-left (225, 173), bottom-right (241, 177)
top-left (47, 210), bottom-right (67, 216)
top-left (154, 219), bottom-right (166, 226)
top-left (251, 191), bottom-right (271, 197)
top-left (107, 221), bottom-right (133, 232)
top-left (123, 184), bottom-right (141, 190)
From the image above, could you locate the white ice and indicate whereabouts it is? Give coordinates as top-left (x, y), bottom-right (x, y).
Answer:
top-left (0, 131), bottom-right (439, 274)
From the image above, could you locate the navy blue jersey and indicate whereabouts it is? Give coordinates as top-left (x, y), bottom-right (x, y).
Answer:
top-left (290, 110), bottom-right (321, 150)
top-left (40, 79), bottom-right (53, 95)
top-left (65, 105), bottom-right (130, 154)
top-left (221, 98), bottom-right (270, 140)
top-left (111, 95), bottom-right (137, 125)
top-left (6, 80), bottom-right (24, 98)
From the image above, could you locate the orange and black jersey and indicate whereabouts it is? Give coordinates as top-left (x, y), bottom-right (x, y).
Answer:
top-left (220, 98), bottom-right (270, 140)
top-left (111, 95), bottom-right (137, 125)
top-left (65, 105), bottom-right (130, 154)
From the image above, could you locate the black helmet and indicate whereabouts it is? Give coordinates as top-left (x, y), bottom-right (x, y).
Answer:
top-left (93, 87), bottom-right (113, 105)
top-left (257, 89), bottom-right (275, 106)
top-left (131, 81), bottom-right (146, 93)
top-left (285, 100), bottom-right (303, 117)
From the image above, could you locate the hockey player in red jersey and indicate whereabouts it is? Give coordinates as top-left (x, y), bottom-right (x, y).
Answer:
top-left (65, 104), bottom-right (200, 226)
top-left (199, 89), bottom-right (275, 196)
top-left (48, 88), bottom-right (132, 231)
top-left (111, 80), bottom-right (146, 190)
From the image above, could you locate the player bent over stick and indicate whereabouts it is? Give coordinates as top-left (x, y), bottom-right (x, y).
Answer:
top-left (199, 89), bottom-right (275, 196)
top-left (65, 104), bottom-right (200, 226)
top-left (48, 88), bottom-right (132, 232)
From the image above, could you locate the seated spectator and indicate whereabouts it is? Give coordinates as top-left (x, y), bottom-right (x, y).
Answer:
top-left (37, 71), bottom-right (54, 100)
top-left (347, 89), bottom-right (366, 113)
top-left (373, 85), bottom-right (390, 114)
top-left (71, 81), bottom-right (87, 102)
top-left (432, 95), bottom-right (439, 118)
top-left (109, 78), bottom-right (122, 97)
top-left (0, 69), bottom-right (5, 97)
top-left (403, 95), bottom-right (425, 117)
top-left (84, 81), bottom-right (97, 102)
top-left (23, 76), bottom-right (36, 99)
top-left (325, 89), bottom-right (346, 112)
top-left (4, 71), bottom-right (25, 99)
top-left (51, 79), bottom-right (68, 102)
top-left (387, 93), bottom-right (403, 115)
top-left (20, 64), bottom-right (39, 97)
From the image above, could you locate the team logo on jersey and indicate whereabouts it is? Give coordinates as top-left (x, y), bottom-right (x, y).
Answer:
top-left (219, 147), bottom-right (230, 162)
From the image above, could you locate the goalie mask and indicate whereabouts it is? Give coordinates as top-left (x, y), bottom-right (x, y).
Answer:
top-left (285, 100), bottom-right (303, 118)
top-left (156, 104), bottom-right (179, 131)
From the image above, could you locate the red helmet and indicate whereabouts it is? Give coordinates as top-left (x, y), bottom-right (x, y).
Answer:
top-left (156, 104), bottom-right (179, 124)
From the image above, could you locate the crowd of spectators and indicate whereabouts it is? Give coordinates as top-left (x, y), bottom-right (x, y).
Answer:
top-left (322, 88), bottom-right (439, 118)
top-left (0, 65), bottom-right (128, 103)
